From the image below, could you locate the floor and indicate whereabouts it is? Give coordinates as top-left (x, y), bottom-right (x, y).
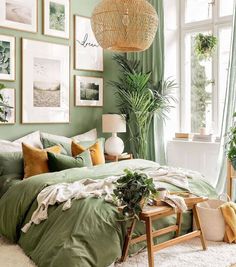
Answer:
top-left (0, 236), bottom-right (236, 267)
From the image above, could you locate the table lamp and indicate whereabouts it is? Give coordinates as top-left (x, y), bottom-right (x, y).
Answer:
top-left (102, 114), bottom-right (126, 156)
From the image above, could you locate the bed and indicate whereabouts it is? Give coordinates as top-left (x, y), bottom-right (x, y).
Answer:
top-left (0, 159), bottom-right (217, 267)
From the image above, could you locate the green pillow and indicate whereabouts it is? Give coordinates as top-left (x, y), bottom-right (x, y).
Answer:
top-left (0, 152), bottom-right (24, 176)
top-left (47, 150), bottom-right (93, 172)
top-left (41, 137), bottom-right (70, 155)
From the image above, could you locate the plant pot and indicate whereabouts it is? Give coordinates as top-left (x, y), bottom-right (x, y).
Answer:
top-left (231, 157), bottom-right (236, 171)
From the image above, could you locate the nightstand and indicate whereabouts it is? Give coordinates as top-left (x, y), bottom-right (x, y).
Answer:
top-left (105, 153), bottom-right (133, 162)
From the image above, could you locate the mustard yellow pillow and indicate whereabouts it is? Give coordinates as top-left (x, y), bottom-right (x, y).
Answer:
top-left (71, 141), bottom-right (105, 166)
top-left (22, 143), bottom-right (61, 178)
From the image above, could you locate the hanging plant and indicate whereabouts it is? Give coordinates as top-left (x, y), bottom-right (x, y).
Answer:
top-left (194, 33), bottom-right (217, 60)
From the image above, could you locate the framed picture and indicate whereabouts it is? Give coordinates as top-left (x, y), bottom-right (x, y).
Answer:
top-left (74, 15), bottom-right (103, 71)
top-left (43, 0), bottom-right (70, 39)
top-left (0, 35), bottom-right (15, 81)
top-left (75, 76), bottom-right (103, 107)
top-left (0, 88), bottom-right (15, 124)
top-left (0, 0), bottom-right (38, 33)
top-left (22, 39), bottom-right (70, 124)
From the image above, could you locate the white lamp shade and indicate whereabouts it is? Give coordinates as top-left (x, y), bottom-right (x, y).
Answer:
top-left (102, 114), bottom-right (126, 133)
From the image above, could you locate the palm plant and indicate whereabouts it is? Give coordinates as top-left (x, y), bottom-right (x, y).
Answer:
top-left (110, 55), bottom-right (177, 159)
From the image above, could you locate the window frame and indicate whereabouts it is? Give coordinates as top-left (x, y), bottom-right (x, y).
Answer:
top-left (180, 0), bottom-right (233, 134)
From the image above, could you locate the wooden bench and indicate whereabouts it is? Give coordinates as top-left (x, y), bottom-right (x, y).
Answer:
top-left (227, 160), bottom-right (236, 200)
top-left (120, 196), bottom-right (208, 267)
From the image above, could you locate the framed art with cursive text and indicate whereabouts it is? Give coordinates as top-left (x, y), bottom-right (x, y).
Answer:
top-left (74, 15), bottom-right (103, 72)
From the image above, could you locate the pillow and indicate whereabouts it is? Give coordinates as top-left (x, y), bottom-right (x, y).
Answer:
top-left (14, 131), bottom-right (43, 149)
top-left (41, 137), bottom-right (70, 155)
top-left (72, 129), bottom-right (97, 142)
top-left (22, 143), bottom-right (62, 178)
top-left (71, 141), bottom-right (105, 166)
top-left (78, 138), bottom-right (105, 154)
top-left (0, 140), bottom-right (22, 152)
top-left (0, 152), bottom-right (24, 176)
top-left (47, 150), bottom-right (93, 172)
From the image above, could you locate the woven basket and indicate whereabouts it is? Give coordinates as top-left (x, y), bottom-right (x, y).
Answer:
top-left (91, 0), bottom-right (159, 52)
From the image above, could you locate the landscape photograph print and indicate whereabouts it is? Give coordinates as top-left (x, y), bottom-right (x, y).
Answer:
top-left (22, 39), bottom-right (70, 123)
top-left (44, 0), bottom-right (70, 39)
top-left (0, 35), bottom-right (15, 81)
top-left (0, 88), bottom-right (15, 124)
top-left (0, 0), bottom-right (37, 32)
top-left (75, 76), bottom-right (103, 107)
top-left (74, 15), bottom-right (103, 71)
top-left (33, 57), bottom-right (61, 108)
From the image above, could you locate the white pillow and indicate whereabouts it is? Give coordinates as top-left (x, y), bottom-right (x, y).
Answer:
top-left (40, 129), bottom-right (98, 145)
top-left (0, 140), bottom-right (21, 152)
top-left (73, 129), bottom-right (97, 142)
top-left (14, 131), bottom-right (43, 149)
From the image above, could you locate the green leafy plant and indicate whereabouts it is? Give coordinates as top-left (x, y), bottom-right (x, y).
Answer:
top-left (110, 54), bottom-right (177, 159)
top-left (194, 33), bottom-right (217, 60)
top-left (0, 83), bottom-right (12, 123)
top-left (113, 169), bottom-right (157, 219)
top-left (226, 112), bottom-right (236, 170)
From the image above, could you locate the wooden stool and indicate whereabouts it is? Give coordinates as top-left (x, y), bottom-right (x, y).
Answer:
top-left (120, 196), bottom-right (208, 267)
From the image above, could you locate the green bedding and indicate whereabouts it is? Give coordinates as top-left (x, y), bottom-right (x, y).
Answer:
top-left (0, 159), bottom-right (217, 267)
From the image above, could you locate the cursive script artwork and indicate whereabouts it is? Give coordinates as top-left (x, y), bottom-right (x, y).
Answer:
top-left (78, 33), bottom-right (99, 48)
top-left (75, 15), bottom-right (103, 71)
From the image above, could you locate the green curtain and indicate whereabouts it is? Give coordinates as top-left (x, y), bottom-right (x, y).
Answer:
top-left (127, 0), bottom-right (166, 164)
top-left (216, 3), bottom-right (236, 195)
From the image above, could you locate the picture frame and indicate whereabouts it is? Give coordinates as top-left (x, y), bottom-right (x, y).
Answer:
top-left (22, 39), bottom-right (70, 124)
top-left (75, 76), bottom-right (103, 107)
top-left (0, 0), bottom-right (38, 33)
top-left (74, 15), bottom-right (103, 72)
top-left (0, 88), bottom-right (15, 124)
top-left (0, 35), bottom-right (15, 81)
top-left (43, 0), bottom-right (70, 39)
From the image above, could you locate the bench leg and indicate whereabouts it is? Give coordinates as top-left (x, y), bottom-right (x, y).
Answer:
top-left (120, 219), bottom-right (136, 262)
top-left (176, 212), bottom-right (183, 237)
top-left (145, 217), bottom-right (154, 267)
top-left (193, 205), bottom-right (207, 250)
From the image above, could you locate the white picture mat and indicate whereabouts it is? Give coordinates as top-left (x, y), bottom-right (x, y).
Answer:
top-left (44, 0), bottom-right (70, 39)
top-left (22, 39), bottom-right (70, 123)
top-left (0, 35), bottom-right (15, 80)
top-left (0, 0), bottom-right (37, 32)
top-left (75, 76), bottom-right (103, 107)
top-left (75, 16), bottom-right (103, 71)
top-left (0, 88), bottom-right (15, 124)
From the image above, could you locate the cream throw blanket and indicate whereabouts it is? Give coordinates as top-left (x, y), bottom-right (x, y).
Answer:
top-left (22, 167), bottom-right (193, 233)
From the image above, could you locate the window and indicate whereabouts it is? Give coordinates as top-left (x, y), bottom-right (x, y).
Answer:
top-left (181, 0), bottom-right (233, 134)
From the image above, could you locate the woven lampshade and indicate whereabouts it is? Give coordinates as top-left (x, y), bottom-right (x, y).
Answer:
top-left (91, 0), bottom-right (159, 52)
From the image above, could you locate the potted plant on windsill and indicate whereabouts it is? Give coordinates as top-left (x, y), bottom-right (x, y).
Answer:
top-left (113, 169), bottom-right (157, 219)
top-left (194, 33), bottom-right (217, 60)
top-left (226, 113), bottom-right (236, 170)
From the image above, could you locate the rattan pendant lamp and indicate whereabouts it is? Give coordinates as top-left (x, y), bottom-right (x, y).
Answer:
top-left (91, 0), bottom-right (159, 52)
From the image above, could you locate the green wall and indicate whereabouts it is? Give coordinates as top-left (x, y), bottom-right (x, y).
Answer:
top-left (0, 0), bottom-right (119, 141)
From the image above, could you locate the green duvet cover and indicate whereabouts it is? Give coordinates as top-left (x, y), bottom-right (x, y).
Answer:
top-left (0, 159), bottom-right (217, 267)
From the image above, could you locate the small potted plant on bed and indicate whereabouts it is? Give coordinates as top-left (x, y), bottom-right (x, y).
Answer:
top-left (226, 113), bottom-right (236, 170)
top-left (113, 169), bottom-right (157, 219)
top-left (194, 33), bottom-right (217, 60)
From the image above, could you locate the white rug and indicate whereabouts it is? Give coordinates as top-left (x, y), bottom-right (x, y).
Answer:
top-left (0, 236), bottom-right (236, 267)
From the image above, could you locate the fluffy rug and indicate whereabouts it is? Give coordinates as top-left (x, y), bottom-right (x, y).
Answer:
top-left (0, 236), bottom-right (235, 267)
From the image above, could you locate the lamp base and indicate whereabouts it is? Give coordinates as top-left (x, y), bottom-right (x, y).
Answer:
top-left (105, 134), bottom-right (124, 156)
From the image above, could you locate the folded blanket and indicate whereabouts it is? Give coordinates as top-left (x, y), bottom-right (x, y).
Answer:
top-left (163, 195), bottom-right (188, 212)
top-left (22, 167), bottom-right (191, 233)
top-left (220, 202), bottom-right (236, 244)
